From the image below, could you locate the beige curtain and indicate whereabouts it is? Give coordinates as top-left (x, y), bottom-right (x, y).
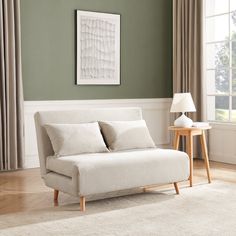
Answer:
top-left (173, 0), bottom-right (203, 122)
top-left (0, 0), bottom-right (24, 170)
top-left (172, 0), bottom-right (203, 157)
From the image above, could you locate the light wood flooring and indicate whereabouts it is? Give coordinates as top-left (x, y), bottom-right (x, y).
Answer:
top-left (0, 159), bottom-right (236, 215)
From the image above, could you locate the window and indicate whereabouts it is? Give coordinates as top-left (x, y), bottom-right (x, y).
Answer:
top-left (205, 0), bottom-right (236, 122)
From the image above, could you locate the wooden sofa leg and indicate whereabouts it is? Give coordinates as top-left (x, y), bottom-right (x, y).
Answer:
top-left (80, 196), bottom-right (86, 212)
top-left (174, 182), bottom-right (180, 195)
top-left (54, 190), bottom-right (59, 201)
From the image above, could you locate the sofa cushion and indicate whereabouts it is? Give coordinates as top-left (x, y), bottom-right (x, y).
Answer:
top-left (44, 122), bottom-right (108, 156)
top-left (46, 148), bottom-right (189, 195)
top-left (99, 120), bottom-right (156, 151)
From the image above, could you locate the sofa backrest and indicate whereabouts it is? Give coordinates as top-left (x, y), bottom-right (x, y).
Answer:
top-left (34, 107), bottom-right (142, 177)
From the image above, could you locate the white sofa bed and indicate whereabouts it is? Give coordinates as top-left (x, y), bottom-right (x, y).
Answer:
top-left (34, 107), bottom-right (189, 211)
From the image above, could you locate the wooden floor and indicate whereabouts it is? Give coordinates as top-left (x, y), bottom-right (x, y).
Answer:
top-left (0, 159), bottom-right (236, 215)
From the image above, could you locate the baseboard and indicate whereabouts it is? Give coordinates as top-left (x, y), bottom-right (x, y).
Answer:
top-left (24, 98), bottom-right (172, 168)
top-left (209, 153), bottom-right (236, 165)
top-left (209, 123), bottom-right (236, 164)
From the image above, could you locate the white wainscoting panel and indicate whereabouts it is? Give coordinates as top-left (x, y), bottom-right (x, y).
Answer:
top-left (209, 123), bottom-right (236, 164)
top-left (24, 98), bottom-right (172, 168)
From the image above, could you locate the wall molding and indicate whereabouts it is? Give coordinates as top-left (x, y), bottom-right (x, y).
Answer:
top-left (24, 98), bottom-right (172, 168)
top-left (24, 98), bottom-right (172, 110)
top-left (25, 99), bottom-right (235, 167)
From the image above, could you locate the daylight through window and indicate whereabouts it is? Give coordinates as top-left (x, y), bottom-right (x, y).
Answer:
top-left (205, 0), bottom-right (236, 122)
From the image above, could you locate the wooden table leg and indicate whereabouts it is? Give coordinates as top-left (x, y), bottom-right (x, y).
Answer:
top-left (174, 131), bottom-right (180, 150)
top-left (80, 196), bottom-right (86, 212)
top-left (200, 131), bottom-right (211, 183)
top-left (187, 132), bottom-right (193, 187)
top-left (54, 190), bottom-right (59, 201)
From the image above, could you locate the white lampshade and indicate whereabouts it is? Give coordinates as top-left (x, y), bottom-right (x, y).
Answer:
top-left (170, 93), bottom-right (196, 113)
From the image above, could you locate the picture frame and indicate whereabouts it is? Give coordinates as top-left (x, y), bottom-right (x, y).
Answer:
top-left (76, 10), bottom-right (120, 85)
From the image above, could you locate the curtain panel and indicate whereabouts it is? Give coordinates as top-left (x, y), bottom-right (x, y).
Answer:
top-left (173, 0), bottom-right (203, 122)
top-left (0, 0), bottom-right (24, 170)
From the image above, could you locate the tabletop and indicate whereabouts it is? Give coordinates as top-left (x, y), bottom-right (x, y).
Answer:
top-left (168, 126), bottom-right (212, 131)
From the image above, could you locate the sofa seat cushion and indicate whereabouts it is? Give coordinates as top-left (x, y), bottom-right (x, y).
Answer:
top-left (46, 148), bottom-right (189, 195)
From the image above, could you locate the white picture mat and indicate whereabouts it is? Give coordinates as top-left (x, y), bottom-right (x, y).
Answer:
top-left (76, 10), bottom-right (120, 85)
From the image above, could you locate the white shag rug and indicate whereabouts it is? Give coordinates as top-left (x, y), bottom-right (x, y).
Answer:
top-left (0, 181), bottom-right (236, 236)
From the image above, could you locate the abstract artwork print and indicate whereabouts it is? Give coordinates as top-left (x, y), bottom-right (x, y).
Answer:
top-left (76, 10), bottom-right (120, 85)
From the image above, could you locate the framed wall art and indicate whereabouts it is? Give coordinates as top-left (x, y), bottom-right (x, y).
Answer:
top-left (76, 10), bottom-right (120, 85)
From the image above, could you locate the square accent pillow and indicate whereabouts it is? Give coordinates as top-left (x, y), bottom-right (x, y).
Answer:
top-left (44, 122), bottom-right (109, 156)
top-left (99, 120), bottom-right (156, 151)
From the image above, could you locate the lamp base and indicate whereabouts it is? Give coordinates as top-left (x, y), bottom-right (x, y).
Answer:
top-left (174, 113), bottom-right (193, 128)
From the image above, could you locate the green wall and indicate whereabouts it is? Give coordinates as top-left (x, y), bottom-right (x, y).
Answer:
top-left (21, 0), bottom-right (172, 101)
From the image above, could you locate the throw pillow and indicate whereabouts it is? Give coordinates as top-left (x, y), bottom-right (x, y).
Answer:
top-left (99, 120), bottom-right (156, 151)
top-left (44, 122), bottom-right (109, 156)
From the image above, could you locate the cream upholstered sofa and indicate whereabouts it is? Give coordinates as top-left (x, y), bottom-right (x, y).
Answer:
top-left (34, 108), bottom-right (189, 211)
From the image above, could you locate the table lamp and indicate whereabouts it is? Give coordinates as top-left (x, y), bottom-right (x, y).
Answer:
top-left (170, 93), bottom-right (196, 127)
